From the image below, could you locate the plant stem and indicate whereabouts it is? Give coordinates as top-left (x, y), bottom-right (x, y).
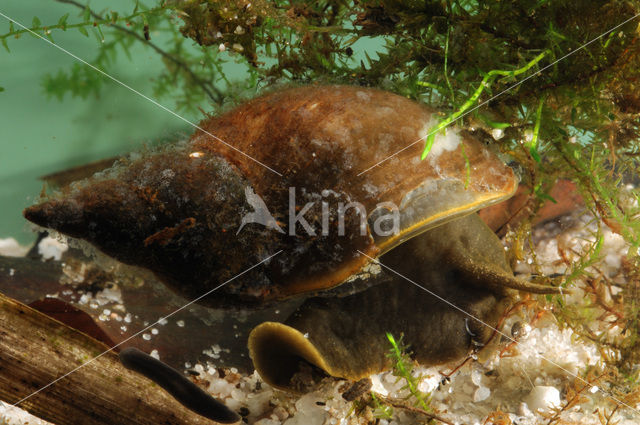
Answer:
top-left (529, 95), bottom-right (545, 163)
top-left (378, 395), bottom-right (459, 425)
top-left (386, 333), bottom-right (431, 412)
top-left (421, 50), bottom-right (549, 159)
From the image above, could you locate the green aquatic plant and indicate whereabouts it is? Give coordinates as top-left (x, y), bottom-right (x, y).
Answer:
top-left (370, 392), bottom-right (394, 420)
top-left (362, 333), bottom-right (438, 423)
top-left (420, 50), bottom-right (548, 159)
top-left (1, 0), bottom-right (229, 111)
top-left (385, 332), bottom-right (432, 412)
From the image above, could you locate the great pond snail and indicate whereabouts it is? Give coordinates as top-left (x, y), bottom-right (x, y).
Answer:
top-left (24, 85), bottom-right (563, 422)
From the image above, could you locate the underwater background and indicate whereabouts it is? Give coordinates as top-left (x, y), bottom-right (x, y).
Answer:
top-left (1, 0), bottom-right (184, 244)
top-left (1, 1), bottom-right (250, 245)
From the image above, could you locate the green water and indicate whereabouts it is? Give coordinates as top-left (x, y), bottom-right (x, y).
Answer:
top-left (1, 1), bottom-right (217, 245)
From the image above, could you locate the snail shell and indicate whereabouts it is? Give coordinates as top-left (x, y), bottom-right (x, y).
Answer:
top-left (23, 85), bottom-right (517, 307)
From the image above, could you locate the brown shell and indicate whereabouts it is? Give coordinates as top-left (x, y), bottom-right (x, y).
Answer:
top-left (23, 85), bottom-right (517, 307)
top-left (192, 85), bottom-right (517, 298)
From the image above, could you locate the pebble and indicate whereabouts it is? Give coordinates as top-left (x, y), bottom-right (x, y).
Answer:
top-left (525, 386), bottom-right (561, 412)
top-left (473, 386), bottom-right (491, 402)
top-left (254, 420), bottom-right (280, 425)
top-left (37, 236), bottom-right (68, 261)
top-left (0, 238), bottom-right (29, 257)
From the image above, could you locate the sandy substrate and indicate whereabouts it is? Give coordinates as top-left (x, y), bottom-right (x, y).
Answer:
top-left (0, 210), bottom-right (638, 425)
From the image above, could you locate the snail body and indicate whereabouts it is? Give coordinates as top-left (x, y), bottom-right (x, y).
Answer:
top-left (249, 213), bottom-right (515, 390)
top-left (23, 85), bottom-right (563, 420)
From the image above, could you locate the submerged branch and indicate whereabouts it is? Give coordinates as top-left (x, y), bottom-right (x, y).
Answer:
top-left (0, 290), bottom-right (224, 425)
top-left (377, 394), bottom-right (458, 425)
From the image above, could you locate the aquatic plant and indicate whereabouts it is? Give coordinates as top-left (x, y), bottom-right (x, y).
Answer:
top-left (385, 332), bottom-right (432, 411)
